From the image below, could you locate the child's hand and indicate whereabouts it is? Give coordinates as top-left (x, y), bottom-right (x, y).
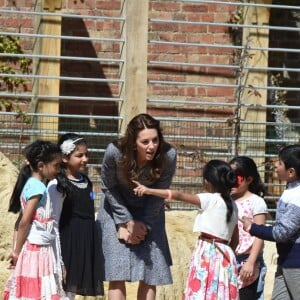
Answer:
top-left (62, 264), bottom-right (67, 285)
top-left (239, 260), bottom-right (254, 281)
top-left (132, 180), bottom-right (149, 196)
top-left (7, 251), bottom-right (18, 269)
top-left (239, 216), bottom-right (253, 232)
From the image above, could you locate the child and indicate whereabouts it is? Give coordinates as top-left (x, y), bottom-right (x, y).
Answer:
top-left (3, 140), bottom-right (66, 300)
top-left (134, 159), bottom-right (240, 300)
top-left (229, 156), bottom-right (268, 300)
top-left (241, 144), bottom-right (300, 300)
top-left (47, 133), bottom-right (104, 299)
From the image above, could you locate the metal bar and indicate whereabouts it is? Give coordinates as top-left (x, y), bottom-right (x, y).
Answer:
top-left (149, 40), bottom-right (300, 54)
top-left (150, 18), bottom-right (300, 33)
top-left (178, 0), bottom-right (300, 10)
top-left (0, 31), bottom-right (124, 43)
top-left (0, 93), bottom-right (122, 102)
top-left (0, 9), bottom-right (125, 21)
top-left (0, 53), bottom-right (124, 64)
top-left (148, 79), bottom-right (300, 92)
top-left (0, 111), bottom-right (122, 120)
top-left (147, 99), bottom-right (300, 110)
top-left (0, 73), bottom-right (123, 83)
top-left (148, 60), bottom-right (300, 73)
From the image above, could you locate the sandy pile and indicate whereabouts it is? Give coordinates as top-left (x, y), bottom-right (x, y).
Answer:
top-left (0, 153), bottom-right (276, 299)
top-left (0, 152), bottom-right (19, 291)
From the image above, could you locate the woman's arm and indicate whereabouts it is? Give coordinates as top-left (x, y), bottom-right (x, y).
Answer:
top-left (101, 143), bottom-right (133, 225)
top-left (101, 143), bottom-right (147, 244)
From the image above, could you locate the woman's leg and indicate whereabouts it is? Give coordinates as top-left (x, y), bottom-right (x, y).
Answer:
top-left (137, 281), bottom-right (156, 300)
top-left (108, 281), bottom-right (126, 300)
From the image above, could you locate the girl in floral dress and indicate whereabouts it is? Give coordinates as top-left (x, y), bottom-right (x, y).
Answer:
top-left (3, 140), bottom-right (66, 300)
top-left (229, 156), bottom-right (268, 299)
top-left (133, 159), bottom-right (240, 300)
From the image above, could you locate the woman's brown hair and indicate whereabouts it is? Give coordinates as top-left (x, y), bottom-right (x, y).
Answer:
top-left (115, 113), bottom-right (171, 187)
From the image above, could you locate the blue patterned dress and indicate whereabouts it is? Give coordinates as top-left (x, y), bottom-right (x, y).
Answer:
top-left (96, 142), bottom-right (177, 285)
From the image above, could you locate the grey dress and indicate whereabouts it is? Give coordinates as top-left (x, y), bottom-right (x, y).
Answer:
top-left (96, 142), bottom-right (177, 285)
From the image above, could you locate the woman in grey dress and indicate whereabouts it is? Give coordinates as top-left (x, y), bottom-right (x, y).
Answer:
top-left (96, 113), bottom-right (177, 300)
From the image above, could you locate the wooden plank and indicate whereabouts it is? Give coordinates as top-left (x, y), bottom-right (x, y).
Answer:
top-left (119, 0), bottom-right (148, 134)
top-left (33, 1), bottom-right (62, 140)
top-left (239, 0), bottom-right (272, 164)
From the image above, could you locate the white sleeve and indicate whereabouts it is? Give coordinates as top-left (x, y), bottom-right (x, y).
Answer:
top-left (47, 179), bottom-right (65, 225)
top-left (197, 193), bottom-right (212, 210)
top-left (252, 195), bottom-right (268, 216)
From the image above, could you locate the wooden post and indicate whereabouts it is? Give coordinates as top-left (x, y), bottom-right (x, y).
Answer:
top-left (119, 0), bottom-right (148, 134)
top-left (240, 1), bottom-right (272, 171)
top-left (31, 0), bottom-right (62, 140)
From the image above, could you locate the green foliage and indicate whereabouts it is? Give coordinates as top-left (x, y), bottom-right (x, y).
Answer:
top-left (0, 35), bottom-right (31, 116)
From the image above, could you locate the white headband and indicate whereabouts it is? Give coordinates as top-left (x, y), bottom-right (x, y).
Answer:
top-left (60, 138), bottom-right (84, 155)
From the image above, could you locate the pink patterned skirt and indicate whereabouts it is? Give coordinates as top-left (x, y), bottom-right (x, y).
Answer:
top-left (3, 242), bottom-right (66, 300)
top-left (183, 238), bottom-right (239, 300)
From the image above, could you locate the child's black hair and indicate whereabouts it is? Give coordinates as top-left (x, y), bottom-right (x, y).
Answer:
top-left (203, 159), bottom-right (237, 222)
top-left (56, 133), bottom-right (87, 196)
top-left (278, 144), bottom-right (300, 178)
top-left (8, 140), bottom-right (61, 213)
top-left (229, 156), bottom-right (265, 197)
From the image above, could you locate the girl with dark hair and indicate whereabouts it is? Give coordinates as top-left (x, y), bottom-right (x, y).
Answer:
top-left (241, 144), bottom-right (300, 300)
top-left (96, 113), bottom-right (177, 300)
top-left (47, 133), bottom-right (104, 299)
top-left (229, 156), bottom-right (268, 300)
top-left (134, 159), bottom-right (239, 300)
top-left (3, 140), bottom-right (65, 299)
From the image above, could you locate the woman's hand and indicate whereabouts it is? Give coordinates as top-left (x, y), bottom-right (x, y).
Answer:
top-left (118, 220), bottom-right (148, 245)
top-left (132, 180), bottom-right (149, 197)
top-left (126, 220), bottom-right (147, 243)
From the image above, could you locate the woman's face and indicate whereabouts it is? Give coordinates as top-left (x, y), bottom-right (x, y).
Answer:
top-left (135, 128), bottom-right (159, 166)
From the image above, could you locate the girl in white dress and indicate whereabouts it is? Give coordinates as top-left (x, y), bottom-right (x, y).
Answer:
top-left (134, 159), bottom-right (239, 300)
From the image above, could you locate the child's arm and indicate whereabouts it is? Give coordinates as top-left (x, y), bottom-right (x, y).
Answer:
top-left (133, 180), bottom-right (200, 206)
top-left (239, 213), bottom-right (265, 280)
top-left (7, 212), bottom-right (22, 269)
top-left (12, 196), bottom-right (40, 264)
top-left (241, 215), bottom-right (274, 241)
top-left (229, 224), bottom-right (239, 251)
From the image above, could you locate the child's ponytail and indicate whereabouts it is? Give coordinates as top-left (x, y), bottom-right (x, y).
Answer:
top-left (221, 169), bottom-right (237, 222)
top-left (203, 160), bottom-right (237, 223)
top-left (8, 164), bottom-right (32, 213)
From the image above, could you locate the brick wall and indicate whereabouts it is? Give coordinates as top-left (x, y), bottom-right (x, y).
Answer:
top-left (1, 0), bottom-right (237, 119)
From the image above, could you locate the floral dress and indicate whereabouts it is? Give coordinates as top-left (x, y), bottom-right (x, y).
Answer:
top-left (235, 194), bottom-right (267, 290)
top-left (183, 193), bottom-right (239, 300)
top-left (3, 177), bottom-right (66, 300)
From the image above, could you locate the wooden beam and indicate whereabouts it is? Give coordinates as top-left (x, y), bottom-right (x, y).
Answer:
top-left (239, 0), bottom-right (272, 158)
top-left (32, 0), bottom-right (62, 140)
top-left (119, 0), bottom-right (148, 134)
top-left (44, 0), bottom-right (61, 12)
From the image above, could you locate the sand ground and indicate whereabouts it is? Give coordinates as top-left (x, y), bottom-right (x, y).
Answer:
top-left (0, 152), bottom-right (276, 299)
